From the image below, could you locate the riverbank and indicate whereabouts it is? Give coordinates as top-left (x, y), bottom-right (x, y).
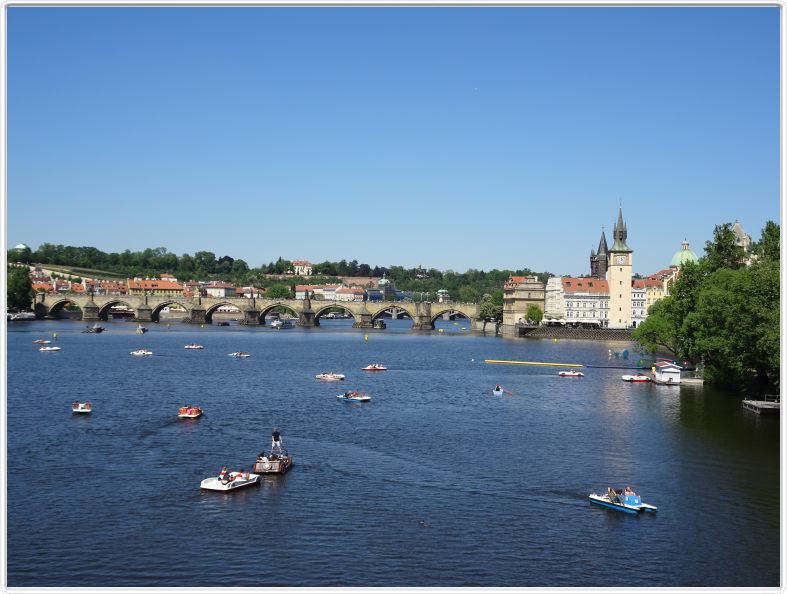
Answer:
top-left (519, 326), bottom-right (635, 341)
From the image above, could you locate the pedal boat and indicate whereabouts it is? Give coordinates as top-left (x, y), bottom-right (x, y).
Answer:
top-left (178, 406), bottom-right (203, 418)
top-left (559, 370), bottom-right (584, 377)
top-left (184, 343), bottom-right (204, 350)
top-left (33, 339), bottom-right (51, 344)
top-left (315, 372), bottom-right (345, 381)
top-left (622, 373), bottom-right (650, 382)
top-left (72, 401), bottom-right (92, 414)
top-left (228, 352), bottom-right (251, 358)
top-left (200, 469), bottom-right (260, 492)
top-left (492, 388), bottom-right (505, 396)
top-left (337, 391), bottom-right (371, 402)
top-left (252, 453), bottom-right (293, 474)
top-left (588, 488), bottom-right (658, 514)
top-left (40, 346), bottom-right (61, 352)
top-left (130, 349), bottom-right (153, 356)
top-left (362, 364), bottom-right (387, 372)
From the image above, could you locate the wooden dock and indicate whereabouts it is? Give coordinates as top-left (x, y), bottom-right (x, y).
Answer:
top-left (742, 396), bottom-right (780, 415)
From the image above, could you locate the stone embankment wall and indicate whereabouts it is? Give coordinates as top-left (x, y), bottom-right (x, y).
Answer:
top-left (519, 326), bottom-right (635, 341)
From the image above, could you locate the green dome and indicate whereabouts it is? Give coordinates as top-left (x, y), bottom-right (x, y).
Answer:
top-left (671, 240), bottom-right (698, 267)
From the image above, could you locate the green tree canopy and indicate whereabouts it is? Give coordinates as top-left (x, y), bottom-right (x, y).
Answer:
top-left (7, 266), bottom-right (33, 310)
top-left (266, 284), bottom-right (292, 299)
top-left (525, 304), bottom-right (543, 324)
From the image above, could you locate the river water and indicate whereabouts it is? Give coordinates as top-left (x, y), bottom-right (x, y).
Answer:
top-left (6, 319), bottom-right (780, 587)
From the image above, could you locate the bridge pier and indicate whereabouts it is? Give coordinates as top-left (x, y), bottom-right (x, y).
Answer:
top-left (135, 306), bottom-right (153, 322)
top-left (188, 307), bottom-right (207, 324)
top-left (240, 309), bottom-right (260, 325)
top-left (82, 300), bottom-right (100, 321)
top-left (352, 312), bottom-right (374, 328)
top-left (410, 302), bottom-right (433, 331)
top-left (298, 296), bottom-right (318, 327)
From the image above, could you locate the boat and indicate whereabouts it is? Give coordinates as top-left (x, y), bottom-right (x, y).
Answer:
top-left (216, 321), bottom-right (230, 327)
top-left (337, 391), bottom-right (371, 402)
top-left (40, 346), bottom-right (61, 352)
top-left (184, 343), bottom-right (204, 350)
top-left (492, 387), bottom-right (505, 396)
top-left (252, 451), bottom-right (293, 474)
top-left (270, 319), bottom-right (293, 329)
top-left (200, 468), bottom-right (260, 492)
top-left (130, 348), bottom-right (153, 356)
top-left (82, 323), bottom-right (105, 333)
top-left (10, 311), bottom-right (36, 321)
top-left (373, 319), bottom-right (386, 329)
top-left (72, 401), bottom-right (92, 414)
top-left (178, 406), bottom-right (203, 418)
top-left (362, 363), bottom-right (387, 372)
top-left (622, 373), bottom-right (651, 383)
top-left (229, 352), bottom-right (250, 358)
top-left (315, 372), bottom-right (346, 381)
top-left (588, 487), bottom-right (658, 514)
top-left (559, 370), bottom-right (585, 377)
top-left (135, 324), bottom-right (148, 334)
top-left (32, 339), bottom-right (51, 344)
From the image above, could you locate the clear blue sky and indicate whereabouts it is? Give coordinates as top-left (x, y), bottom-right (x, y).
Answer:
top-left (6, 6), bottom-right (780, 276)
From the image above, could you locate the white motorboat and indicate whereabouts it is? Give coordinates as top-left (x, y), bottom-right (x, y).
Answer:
top-left (622, 373), bottom-right (651, 383)
top-left (130, 349), bottom-right (153, 357)
top-left (10, 312), bottom-right (36, 321)
top-left (315, 372), bottom-right (345, 381)
top-left (40, 346), bottom-right (61, 352)
top-left (559, 370), bottom-right (585, 377)
top-left (135, 324), bottom-right (148, 334)
top-left (184, 343), bottom-right (204, 349)
top-left (362, 363), bottom-right (387, 372)
top-left (337, 391), bottom-right (371, 402)
top-left (32, 339), bottom-right (51, 344)
top-left (228, 352), bottom-right (250, 358)
top-left (72, 401), bottom-right (92, 414)
top-left (200, 468), bottom-right (260, 492)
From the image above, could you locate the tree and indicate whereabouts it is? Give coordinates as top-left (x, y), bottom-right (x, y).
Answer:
top-left (7, 266), bottom-right (33, 310)
top-left (479, 293), bottom-right (503, 322)
top-left (704, 223), bottom-right (746, 272)
top-left (525, 304), bottom-right (543, 325)
top-left (458, 286), bottom-right (480, 303)
top-left (266, 284), bottom-right (292, 299)
top-left (753, 220), bottom-right (780, 263)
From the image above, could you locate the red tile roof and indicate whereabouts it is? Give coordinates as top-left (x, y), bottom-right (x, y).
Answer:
top-left (127, 279), bottom-right (184, 291)
top-left (562, 277), bottom-right (609, 294)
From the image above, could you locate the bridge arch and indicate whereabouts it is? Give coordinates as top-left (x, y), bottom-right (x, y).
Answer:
top-left (258, 302), bottom-right (300, 324)
top-left (314, 304), bottom-right (357, 323)
top-left (429, 306), bottom-right (473, 327)
top-left (98, 299), bottom-right (136, 321)
top-left (151, 300), bottom-right (191, 323)
top-left (204, 301), bottom-right (244, 324)
top-left (46, 297), bottom-right (83, 319)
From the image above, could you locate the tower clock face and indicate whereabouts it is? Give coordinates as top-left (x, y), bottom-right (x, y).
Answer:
top-left (616, 255), bottom-right (626, 264)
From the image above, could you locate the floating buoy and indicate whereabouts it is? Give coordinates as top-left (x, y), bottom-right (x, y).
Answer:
top-left (364, 334), bottom-right (368, 342)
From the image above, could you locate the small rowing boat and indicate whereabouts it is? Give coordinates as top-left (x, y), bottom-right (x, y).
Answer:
top-left (72, 401), bottom-right (92, 414)
top-left (362, 363), bottom-right (387, 372)
top-left (200, 468), bottom-right (260, 492)
top-left (178, 406), bottom-right (203, 418)
top-left (315, 372), bottom-right (345, 381)
top-left (622, 373), bottom-right (650, 383)
top-left (228, 352), bottom-right (250, 358)
top-left (337, 391), bottom-right (371, 402)
top-left (559, 370), bottom-right (584, 377)
top-left (130, 349), bottom-right (153, 357)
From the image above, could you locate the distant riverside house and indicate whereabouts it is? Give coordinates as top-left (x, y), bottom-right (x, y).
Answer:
top-left (183, 281), bottom-right (204, 297)
top-left (292, 260), bottom-right (313, 276)
top-left (127, 278), bottom-right (185, 296)
top-left (336, 287), bottom-right (365, 302)
top-left (501, 275), bottom-right (546, 336)
top-left (437, 289), bottom-right (450, 303)
top-left (205, 281), bottom-right (236, 298)
top-left (160, 273), bottom-right (178, 283)
top-left (295, 284), bottom-right (342, 300)
top-left (236, 286), bottom-right (266, 299)
top-left (562, 278), bottom-right (609, 327)
top-left (32, 281), bottom-right (53, 293)
top-left (631, 281), bottom-right (647, 328)
top-left (84, 279), bottom-right (127, 295)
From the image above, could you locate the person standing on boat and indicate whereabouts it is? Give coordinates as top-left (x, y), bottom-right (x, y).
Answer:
top-left (271, 428), bottom-right (282, 453)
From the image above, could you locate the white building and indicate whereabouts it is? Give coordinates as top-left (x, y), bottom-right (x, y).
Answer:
top-left (562, 277), bottom-right (609, 326)
top-left (205, 282), bottom-right (236, 298)
top-left (631, 282), bottom-right (647, 328)
top-left (292, 260), bottom-right (313, 276)
top-left (336, 287), bottom-right (365, 302)
top-left (544, 277), bottom-right (565, 320)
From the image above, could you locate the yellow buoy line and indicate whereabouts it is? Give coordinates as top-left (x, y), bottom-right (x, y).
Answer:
top-left (484, 359), bottom-right (584, 368)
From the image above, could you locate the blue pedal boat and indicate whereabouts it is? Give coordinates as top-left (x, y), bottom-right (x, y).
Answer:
top-left (589, 488), bottom-right (658, 514)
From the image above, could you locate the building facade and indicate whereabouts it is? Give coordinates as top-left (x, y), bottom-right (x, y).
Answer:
top-left (501, 275), bottom-right (546, 335)
top-left (589, 230), bottom-right (609, 279)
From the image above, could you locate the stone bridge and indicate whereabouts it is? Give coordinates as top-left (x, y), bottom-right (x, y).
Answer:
top-left (34, 292), bottom-right (483, 331)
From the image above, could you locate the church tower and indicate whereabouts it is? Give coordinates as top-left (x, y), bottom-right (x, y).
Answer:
top-left (607, 208), bottom-right (633, 329)
top-left (590, 229), bottom-right (609, 279)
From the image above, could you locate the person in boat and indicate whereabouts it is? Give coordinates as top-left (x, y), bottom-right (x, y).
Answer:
top-left (495, 384), bottom-right (501, 391)
top-left (257, 451), bottom-right (266, 462)
top-left (271, 428), bottom-right (282, 453)
top-left (219, 466), bottom-right (229, 484)
top-left (623, 486), bottom-right (635, 496)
